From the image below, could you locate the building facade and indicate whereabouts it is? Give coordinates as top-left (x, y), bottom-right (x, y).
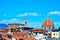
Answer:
top-left (52, 32), bottom-right (59, 38)
top-left (51, 29), bottom-right (59, 38)
top-left (8, 18), bottom-right (28, 28)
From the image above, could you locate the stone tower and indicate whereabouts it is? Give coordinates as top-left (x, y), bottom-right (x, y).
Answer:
top-left (24, 18), bottom-right (28, 27)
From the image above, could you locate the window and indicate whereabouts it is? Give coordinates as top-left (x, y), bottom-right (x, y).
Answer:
top-left (19, 39), bottom-right (23, 40)
top-left (46, 27), bottom-right (48, 29)
top-left (53, 34), bottom-right (55, 35)
top-left (49, 27), bottom-right (51, 29)
top-left (56, 33), bottom-right (57, 35)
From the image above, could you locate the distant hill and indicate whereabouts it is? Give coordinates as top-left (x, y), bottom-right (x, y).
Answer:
top-left (0, 23), bottom-right (8, 29)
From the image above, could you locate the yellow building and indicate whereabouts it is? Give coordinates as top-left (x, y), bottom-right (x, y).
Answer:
top-left (51, 29), bottom-right (59, 38)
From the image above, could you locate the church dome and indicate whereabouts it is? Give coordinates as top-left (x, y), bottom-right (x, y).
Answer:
top-left (42, 17), bottom-right (54, 27)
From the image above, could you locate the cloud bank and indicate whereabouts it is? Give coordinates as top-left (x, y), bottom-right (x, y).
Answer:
top-left (17, 12), bottom-right (41, 17)
top-left (49, 11), bottom-right (60, 15)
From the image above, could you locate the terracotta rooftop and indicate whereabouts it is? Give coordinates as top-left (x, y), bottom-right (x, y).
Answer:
top-left (24, 37), bottom-right (36, 40)
top-left (20, 31), bottom-right (29, 36)
top-left (32, 28), bottom-right (44, 32)
top-left (2, 33), bottom-right (8, 37)
top-left (2, 28), bottom-right (9, 31)
top-left (3, 37), bottom-right (11, 40)
top-left (42, 17), bottom-right (54, 27)
top-left (10, 33), bottom-right (25, 40)
top-left (11, 30), bottom-right (18, 32)
top-left (0, 30), bottom-right (6, 33)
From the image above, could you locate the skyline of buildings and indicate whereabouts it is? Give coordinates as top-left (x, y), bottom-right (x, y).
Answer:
top-left (0, 0), bottom-right (60, 40)
top-left (0, 16), bottom-right (60, 40)
top-left (0, 16), bottom-right (60, 29)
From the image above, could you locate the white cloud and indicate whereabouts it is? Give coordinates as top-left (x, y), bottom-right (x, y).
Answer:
top-left (28, 12), bottom-right (38, 16)
top-left (11, 18), bottom-right (17, 21)
top-left (8, 18), bottom-right (20, 23)
top-left (0, 20), bottom-right (8, 24)
top-left (17, 12), bottom-right (41, 17)
top-left (49, 11), bottom-right (60, 15)
top-left (17, 13), bottom-right (27, 16)
top-left (0, 18), bottom-right (20, 24)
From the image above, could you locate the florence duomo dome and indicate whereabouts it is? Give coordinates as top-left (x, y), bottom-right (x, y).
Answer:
top-left (42, 16), bottom-right (54, 31)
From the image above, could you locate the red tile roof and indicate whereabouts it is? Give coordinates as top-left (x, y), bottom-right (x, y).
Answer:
top-left (11, 33), bottom-right (25, 40)
top-left (42, 18), bottom-right (54, 27)
top-left (20, 31), bottom-right (29, 36)
top-left (3, 37), bottom-right (11, 40)
top-left (2, 28), bottom-right (9, 31)
top-left (0, 30), bottom-right (6, 33)
top-left (2, 33), bottom-right (8, 37)
top-left (32, 28), bottom-right (44, 32)
top-left (24, 37), bottom-right (36, 40)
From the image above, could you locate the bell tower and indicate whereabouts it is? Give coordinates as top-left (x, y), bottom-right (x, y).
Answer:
top-left (24, 18), bottom-right (28, 27)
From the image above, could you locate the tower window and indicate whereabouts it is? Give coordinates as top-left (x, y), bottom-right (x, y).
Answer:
top-left (53, 34), bottom-right (55, 35)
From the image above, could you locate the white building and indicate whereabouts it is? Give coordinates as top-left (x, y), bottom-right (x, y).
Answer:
top-left (51, 29), bottom-right (59, 38)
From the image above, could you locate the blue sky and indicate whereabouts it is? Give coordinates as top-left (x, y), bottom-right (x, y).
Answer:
top-left (0, 0), bottom-right (60, 28)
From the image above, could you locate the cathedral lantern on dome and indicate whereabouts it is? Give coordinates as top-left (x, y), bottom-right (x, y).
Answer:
top-left (42, 16), bottom-right (54, 31)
